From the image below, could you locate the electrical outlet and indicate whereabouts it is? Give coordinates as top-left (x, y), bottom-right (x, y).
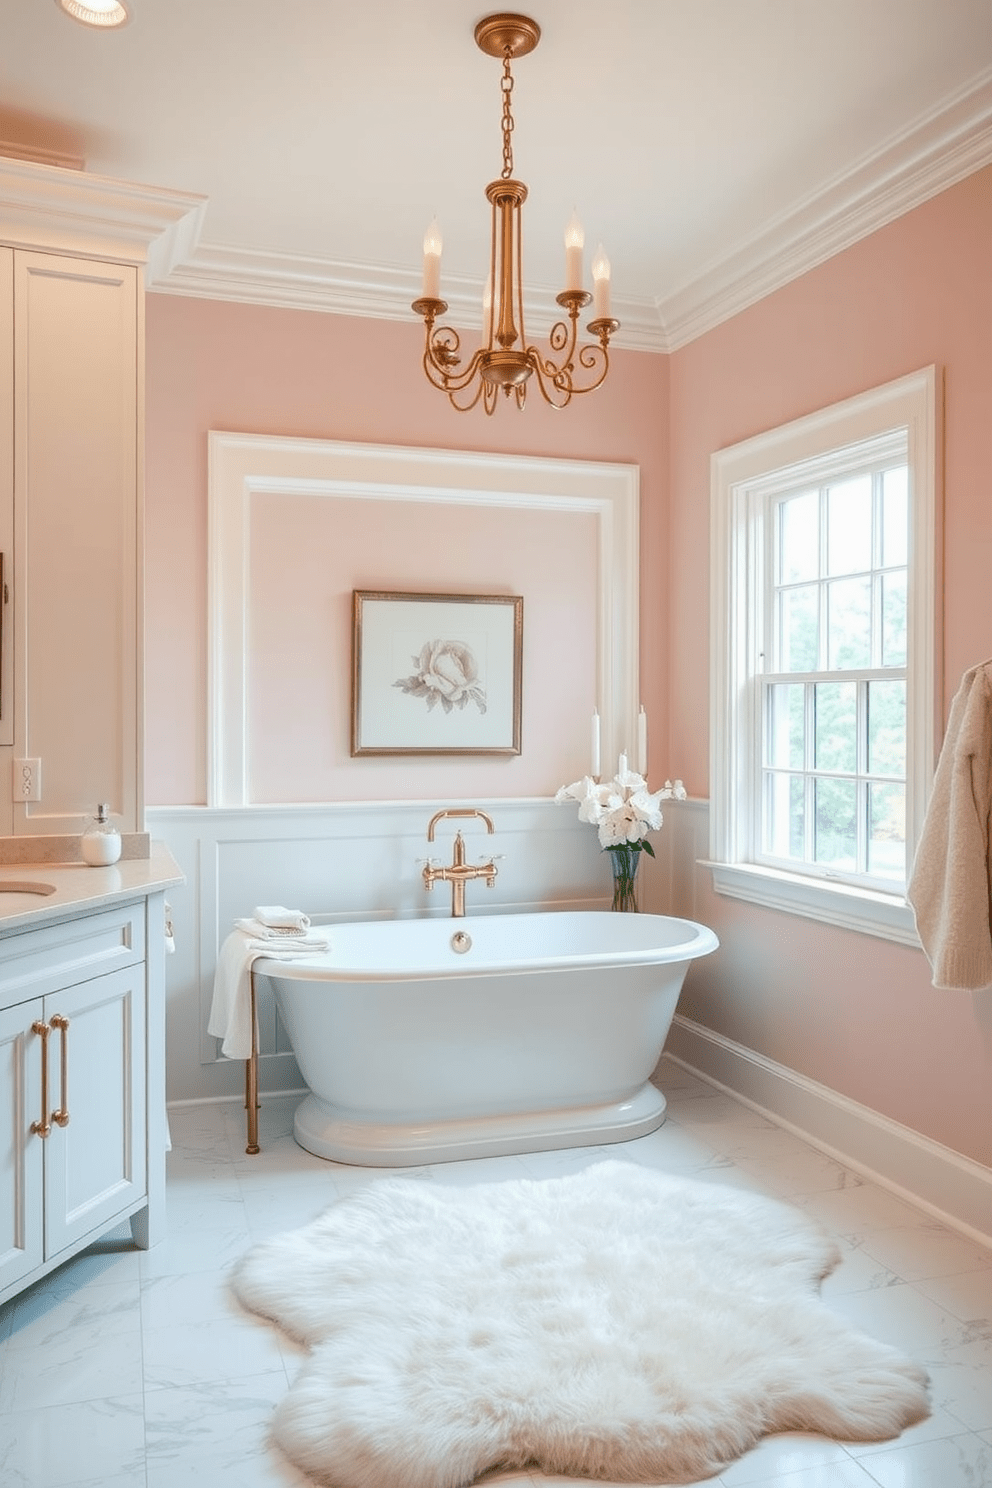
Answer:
top-left (13, 758), bottom-right (41, 802)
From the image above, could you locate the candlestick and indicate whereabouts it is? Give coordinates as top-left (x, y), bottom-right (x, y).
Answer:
top-left (591, 710), bottom-right (601, 779)
top-left (637, 706), bottom-right (647, 776)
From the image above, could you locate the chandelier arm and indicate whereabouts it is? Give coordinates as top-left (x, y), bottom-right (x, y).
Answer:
top-left (524, 335), bottom-right (612, 409)
top-left (422, 329), bottom-right (490, 395)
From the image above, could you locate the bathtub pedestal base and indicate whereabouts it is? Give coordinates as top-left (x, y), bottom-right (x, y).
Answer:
top-left (292, 1083), bottom-right (668, 1166)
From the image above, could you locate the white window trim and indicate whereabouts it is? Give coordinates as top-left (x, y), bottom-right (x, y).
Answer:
top-left (708, 366), bottom-right (941, 943)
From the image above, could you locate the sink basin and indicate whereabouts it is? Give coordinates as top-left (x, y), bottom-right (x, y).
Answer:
top-left (0, 881), bottom-right (57, 895)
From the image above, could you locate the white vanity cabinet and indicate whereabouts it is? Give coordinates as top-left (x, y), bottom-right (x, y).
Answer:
top-left (0, 883), bottom-right (171, 1306)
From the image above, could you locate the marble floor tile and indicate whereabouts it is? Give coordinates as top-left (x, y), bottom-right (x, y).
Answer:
top-left (144, 1373), bottom-right (311, 1488)
top-left (0, 1320), bottom-right (144, 1412)
top-left (914, 1265), bottom-right (992, 1324)
top-left (858, 1221), bottom-right (992, 1283)
top-left (0, 1392), bottom-right (146, 1488)
top-left (142, 1310), bottom-right (289, 1389)
top-left (2, 1075), bottom-right (989, 1487)
top-left (854, 1430), bottom-right (992, 1487)
top-left (716, 1431), bottom-right (854, 1484)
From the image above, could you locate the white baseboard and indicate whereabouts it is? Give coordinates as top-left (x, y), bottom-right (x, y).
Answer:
top-left (666, 1014), bottom-right (992, 1249)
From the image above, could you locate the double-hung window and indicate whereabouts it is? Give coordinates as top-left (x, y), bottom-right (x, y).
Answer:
top-left (709, 368), bottom-right (940, 943)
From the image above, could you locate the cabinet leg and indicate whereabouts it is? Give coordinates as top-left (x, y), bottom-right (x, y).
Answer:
top-left (130, 1206), bottom-right (150, 1250)
top-left (245, 968), bottom-right (260, 1155)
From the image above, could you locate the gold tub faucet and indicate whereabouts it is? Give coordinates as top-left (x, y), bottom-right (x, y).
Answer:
top-left (423, 809), bottom-right (498, 918)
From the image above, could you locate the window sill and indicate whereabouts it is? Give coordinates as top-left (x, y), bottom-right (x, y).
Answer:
top-left (702, 860), bottom-right (919, 946)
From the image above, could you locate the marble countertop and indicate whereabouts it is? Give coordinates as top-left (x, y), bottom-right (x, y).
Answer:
top-left (0, 842), bottom-right (183, 934)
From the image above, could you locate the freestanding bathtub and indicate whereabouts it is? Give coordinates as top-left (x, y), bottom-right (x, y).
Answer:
top-left (259, 910), bottom-right (718, 1166)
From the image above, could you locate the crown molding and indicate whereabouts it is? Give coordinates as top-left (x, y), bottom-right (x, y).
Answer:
top-left (0, 139), bottom-right (85, 172)
top-left (0, 155), bottom-right (207, 266)
top-left (657, 66), bottom-right (992, 350)
top-left (142, 68), bottom-right (992, 353)
top-left (147, 240), bottom-right (667, 353)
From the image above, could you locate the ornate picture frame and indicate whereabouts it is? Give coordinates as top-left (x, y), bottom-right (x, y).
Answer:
top-left (351, 590), bottom-right (523, 756)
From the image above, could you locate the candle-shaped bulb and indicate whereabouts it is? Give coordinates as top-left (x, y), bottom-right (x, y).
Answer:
top-left (482, 273), bottom-right (493, 345)
top-left (564, 210), bottom-right (584, 291)
top-left (422, 217), bottom-right (443, 299)
top-left (591, 244), bottom-right (611, 318)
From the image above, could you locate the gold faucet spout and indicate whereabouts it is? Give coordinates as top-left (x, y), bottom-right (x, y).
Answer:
top-left (427, 807), bottom-right (495, 841)
top-left (422, 811), bottom-right (499, 916)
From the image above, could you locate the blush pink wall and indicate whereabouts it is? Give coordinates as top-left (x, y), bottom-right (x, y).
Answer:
top-left (144, 299), bottom-right (670, 805)
top-left (143, 168), bottom-right (992, 1167)
top-left (247, 493), bottom-right (599, 800)
top-left (667, 168), bottom-right (992, 1165)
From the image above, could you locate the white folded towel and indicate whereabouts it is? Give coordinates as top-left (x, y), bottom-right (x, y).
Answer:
top-left (253, 905), bottom-right (311, 931)
top-left (208, 925), bottom-right (330, 1061)
top-left (233, 916), bottom-right (315, 940)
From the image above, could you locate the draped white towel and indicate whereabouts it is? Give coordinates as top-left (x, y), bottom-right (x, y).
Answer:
top-left (208, 924), bottom-right (330, 1060)
top-left (253, 905), bottom-right (311, 932)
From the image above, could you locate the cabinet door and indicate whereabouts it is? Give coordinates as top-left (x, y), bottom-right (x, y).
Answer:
top-left (0, 999), bottom-right (43, 1295)
top-left (11, 250), bottom-right (140, 835)
top-left (43, 966), bottom-right (146, 1258)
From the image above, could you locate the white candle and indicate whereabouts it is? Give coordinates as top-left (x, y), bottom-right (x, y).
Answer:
top-left (564, 211), bottom-right (584, 292)
top-left (422, 217), bottom-right (443, 299)
top-left (637, 706), bottom-right (648, 776)
top-left (618, 752), bottom-right (628, 778)
top-left (591, 244), bottom-right (611, 318)
top-left (591, 710), bottom-right (601, 779)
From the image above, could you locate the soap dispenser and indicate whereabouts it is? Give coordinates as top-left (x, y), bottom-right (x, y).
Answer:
top-left (81, 803), bottom-right (122, 866)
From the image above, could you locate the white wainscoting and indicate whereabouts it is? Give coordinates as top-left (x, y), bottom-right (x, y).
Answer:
top-left (148, 799), bottom-right (614, 1105)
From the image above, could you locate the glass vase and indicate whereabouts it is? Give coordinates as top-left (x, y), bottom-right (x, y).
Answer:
top-left (608, 844), bottom-right (640, 912)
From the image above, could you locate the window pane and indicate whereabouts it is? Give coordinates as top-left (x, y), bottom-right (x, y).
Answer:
top-left (779, 585), bottom-right (818, 671)
top-left (868, 679), bottom-right (906, 777)
top-left (779, 491), bottom-right (818, 583)
top-left (868, 782), bottom-right (905, 879)
top-left (882, 467), bottom-right (908, 568)
top-left (768, 683), bottom-right (805, 768)
top-left (881, 571), bottom-right (907, 667)
top-left (765, 771), bottom-right (805, 859)
top-left (814, 682), bottom-right (857, 772)
top-left (814, 777), bottom-right (857, 870)
top-left (827, 475), bottom-right (872, 576)
top-left (827, 576), bottom-right (871, 669)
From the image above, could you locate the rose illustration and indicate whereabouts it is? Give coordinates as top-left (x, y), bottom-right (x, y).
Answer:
top-left (394, 639), bottom-right (487, 714)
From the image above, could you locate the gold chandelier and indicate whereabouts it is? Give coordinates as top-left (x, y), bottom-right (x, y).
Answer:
top-left (411, 12), bottom-right (619, 414)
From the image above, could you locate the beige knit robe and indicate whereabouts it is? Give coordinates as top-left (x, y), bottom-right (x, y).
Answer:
top-left (907, 660), bottom-right (992, 990)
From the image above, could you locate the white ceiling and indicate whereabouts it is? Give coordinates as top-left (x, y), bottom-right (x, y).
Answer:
top-left (2, 0), bottom-right (991, 349)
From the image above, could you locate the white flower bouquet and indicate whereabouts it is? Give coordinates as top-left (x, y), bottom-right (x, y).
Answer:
top-left (555, 756), bottom-right (686, 909)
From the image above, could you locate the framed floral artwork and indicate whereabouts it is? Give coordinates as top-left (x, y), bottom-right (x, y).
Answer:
top-left (351, 591), bottom-right (523, 756)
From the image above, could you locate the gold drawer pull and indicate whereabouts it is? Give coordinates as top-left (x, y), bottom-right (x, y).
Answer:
top-left (50, 1014), bottom-right (70, 1127)
top-left (30, 1020), bottom-right (51, 1138)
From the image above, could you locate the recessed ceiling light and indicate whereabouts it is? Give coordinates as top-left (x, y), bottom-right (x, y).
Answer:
top-left (55, 0), bottom-right (131, 28)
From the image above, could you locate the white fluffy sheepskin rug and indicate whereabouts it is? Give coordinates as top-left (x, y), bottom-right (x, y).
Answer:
top-left (232, 1160), bottom-right (929, 1488)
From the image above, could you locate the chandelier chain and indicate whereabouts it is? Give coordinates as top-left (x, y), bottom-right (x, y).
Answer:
top-left (500, 51), bottom-right (515, 179)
